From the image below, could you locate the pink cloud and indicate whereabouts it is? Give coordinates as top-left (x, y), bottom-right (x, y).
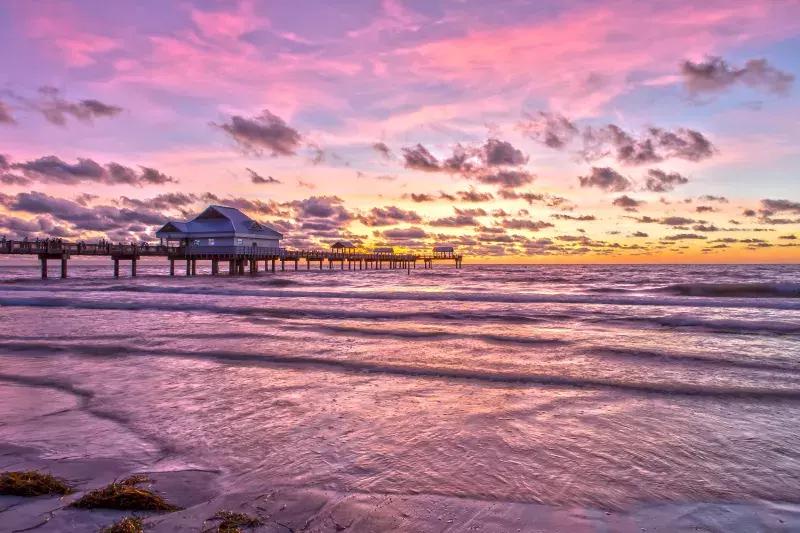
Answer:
top-left (187, 0), bottom-right (269, 41)
top-left (25, 1), bottom-right (118, 67)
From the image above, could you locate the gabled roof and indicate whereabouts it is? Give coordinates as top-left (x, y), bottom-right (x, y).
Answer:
top-left (158, 221), bottom-right (188, 233)
top-left (156, 205), bottom-right (283, 238)
top-left (331, 241), bottom-right (355, 249)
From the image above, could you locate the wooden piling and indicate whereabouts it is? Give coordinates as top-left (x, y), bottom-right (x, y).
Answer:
top-left (114, 259), bottom-right (120, 278)
top-left (131, 258), bottom-right (137, 277)
top-left (40, 258), bottom-right (47, 279)
top-left (61, 257), bottom-right (68, 279)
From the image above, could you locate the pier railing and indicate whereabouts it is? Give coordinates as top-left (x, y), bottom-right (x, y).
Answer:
top-left (3, 240), bottom-right (180, 256)
top-left (0, 238), bottom-right (463, 278)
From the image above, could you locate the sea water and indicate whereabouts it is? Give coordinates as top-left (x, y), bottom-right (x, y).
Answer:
top-left (1, 263), bottom-right (800, 510)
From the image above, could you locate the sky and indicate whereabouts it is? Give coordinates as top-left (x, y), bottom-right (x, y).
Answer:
top-left (1, 0), bottom-right (799, 263)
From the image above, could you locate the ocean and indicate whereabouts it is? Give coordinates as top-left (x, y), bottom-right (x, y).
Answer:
top-left (2, 263), bottom-right (800, 529)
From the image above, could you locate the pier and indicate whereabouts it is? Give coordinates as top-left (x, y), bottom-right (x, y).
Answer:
top-left (0, 240), bottom-right (463, 279)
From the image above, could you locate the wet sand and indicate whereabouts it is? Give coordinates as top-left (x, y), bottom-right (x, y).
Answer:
top-left (2, 442), bottom-right (799, 532)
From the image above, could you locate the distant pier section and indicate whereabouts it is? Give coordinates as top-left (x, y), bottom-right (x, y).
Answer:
top-left (0, 205), bottom-right (463, 279)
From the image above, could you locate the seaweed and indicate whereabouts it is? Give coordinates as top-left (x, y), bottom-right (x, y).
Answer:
top-left (210, 510), bottom-right (263, 533)
top-left (71, 475), bottom-right (181, 512)
top-left (100, 516), bottom-right (144, 533)
top-left (0, 471), bottom-right (74, 497)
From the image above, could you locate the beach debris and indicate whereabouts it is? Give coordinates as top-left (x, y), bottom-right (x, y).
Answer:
top-left (0, 471), bottom-right (75, 497)
top-left (100, 516), bottom-right (144, 533)
top-left (71, 475), bottom-right (182, 511)
top-left (209, 510), bottom-right (263, 532)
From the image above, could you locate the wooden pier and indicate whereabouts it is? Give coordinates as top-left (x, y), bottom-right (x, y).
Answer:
top-left (0, 240), bottom-right (463, 279)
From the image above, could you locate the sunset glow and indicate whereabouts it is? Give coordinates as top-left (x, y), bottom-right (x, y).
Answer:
top-left (1, 0), bottom-right (799, 262)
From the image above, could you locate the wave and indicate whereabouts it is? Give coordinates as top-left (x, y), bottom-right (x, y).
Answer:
top-left (0, 296), bottom-right (556, 324)
top-left (2, 296), bottom-right (798, 336)
top-left (591, 347), bottom-right (800, 373)
top-left (591, 283), bottom-right (800, 299)
top-left (2, 284), bottom-right (800, 310)
top-left (2, 344), bottom-right (800, 402)
top-left (296, 324), bottom-right (569, 345)
top-left (597, 315), bottom-right (800, 335)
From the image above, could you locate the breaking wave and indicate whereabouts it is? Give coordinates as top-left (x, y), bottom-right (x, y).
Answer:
top-left (2, 284), bottom-right (800, 310)
top-left (2, 345), bottom-right (800, 401)
top-left (592, 283), bottom-right (800, 299)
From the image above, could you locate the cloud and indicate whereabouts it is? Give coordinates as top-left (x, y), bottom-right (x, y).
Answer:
top-left (357, 171), bottom-right (397, 182)
top-left (681, 57), bottom-right (794, 96)
top-left (38, 97), bottom-right (123, 126)
top-left (698, 195), bottom-right (728, 203)
top-left (578, 167), bottom-right (632, 192)
top-left (290, 195), bottom-right (352, 222)
top-left (405, 193), bottom-right (435, 202)
top-left (372, 141), bottom-right (393, 159)
top-left (213, 110), bottom-right (303, 156)
top-left (401, 139), bottom-right (531, 186)
top-left (358, 206), bottom-right (423, 226)
top-left (401, 143), bottom-right (440, 172)
top-left (480, 139), bottom-right (528, 166)
top-left (10, 155), bottom-right (176, 186)
top-left (457, 187), bottom-right (494, 203)
top-left (120, 193), bottom-right (199, 211)
top-left (0, 191), bottom-right (164, 233)
top-left (2, 87), bottom-right (122, 126)
top-left (429, 215), bottom-right (479, 227)
top-left (632, 231), bottom-right (649, 238)
top-left (643, 169), bottom-right (689, 192)
top-left (660, 216), bottom-right (696, 226)
top-left (523, 109), bottom-right (716, 166)
top-left (551, 213), bottom-right (596, 221)
top-left (582, 125), bottom-right (716, 165)
top-left (475, 169), bottom-right (535, 189)
top-left (247, 168), bottom-right (281, 184)
top-left (759, 199), bottom-right (800, 216)
top-left (612, 195), bottom-right (645, 211)
top-left (381, 227), bottom-right (429, 239)
top-left (662, 233), bottom-right (708, 241)
top-left (499, 219), bottom-right (554, 231)
top-left (518, 111), bottom-right (579, 149)
top-left (695, 205), bottom-right (716, 213)
top-left (0, 101), bottom-right (16, 124)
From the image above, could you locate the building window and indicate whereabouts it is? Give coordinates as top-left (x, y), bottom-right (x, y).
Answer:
top-left (236, 238), bottom-right (243, 246)
top-left (193, 239), bottom-right (201, 246)
top-left (208, 238), bottom-right (215, 246)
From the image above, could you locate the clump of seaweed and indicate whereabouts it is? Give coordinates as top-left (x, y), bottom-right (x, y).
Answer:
top-left (100, 516), bottom-right (143, 533)
top-left (0, 471), bottom-right (74, 497)
top-left (71, 475), bottom-right (181, 512)
top-left (210, 510), bottom-right (263, 533)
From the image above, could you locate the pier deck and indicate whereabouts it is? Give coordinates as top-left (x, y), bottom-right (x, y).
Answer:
top-left (0, 240), bottom-right (463, 279)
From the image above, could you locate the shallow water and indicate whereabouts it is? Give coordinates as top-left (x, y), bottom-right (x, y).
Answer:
top-left (2, 262), bottom-right (800, 509)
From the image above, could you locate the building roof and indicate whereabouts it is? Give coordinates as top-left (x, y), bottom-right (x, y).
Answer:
top-left (433, 246), bottom-right (454, 252)
top-left (331, 241), bottom-right (355, 249)
top-left (373, 247), bottom-right (394, 253)
top-left (156, 205), bottom-right (283, 239)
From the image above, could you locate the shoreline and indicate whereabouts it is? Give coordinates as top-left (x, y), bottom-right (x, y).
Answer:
top-left (2, 443), bottom-right (799, 532)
